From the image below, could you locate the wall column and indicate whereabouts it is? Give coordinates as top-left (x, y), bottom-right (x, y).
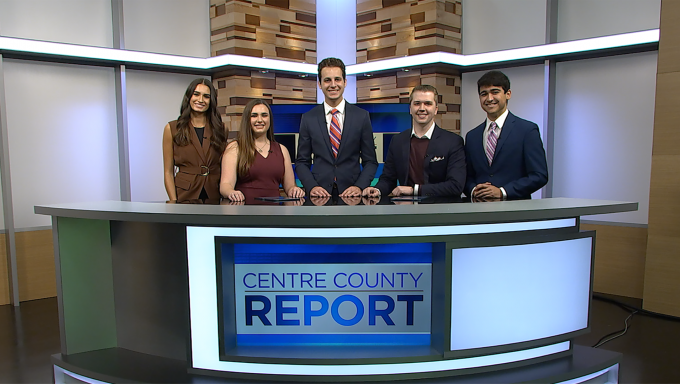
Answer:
top-left (643, 0), bottom-right (680, 316)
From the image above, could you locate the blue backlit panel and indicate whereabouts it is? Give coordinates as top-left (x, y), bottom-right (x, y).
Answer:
top-left (221, 242), bottom-right (432, 346)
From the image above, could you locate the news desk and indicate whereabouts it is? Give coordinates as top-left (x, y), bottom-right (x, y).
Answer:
top-left (35, 198), bottom-right (636, 383)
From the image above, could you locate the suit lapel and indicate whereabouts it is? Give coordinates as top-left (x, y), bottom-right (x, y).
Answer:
top-left (422, 126), bottom-right (440, 184)
top-left (473, 122), bottom-right (490, 170)
top-left (316, 106), bottom-right (334, 160)
top-left (189, 123), bottom-right (207, 163)
top-left (397, 131), bottom-right (411, 185)
top-left (493, 113), bottom-right (515, 163)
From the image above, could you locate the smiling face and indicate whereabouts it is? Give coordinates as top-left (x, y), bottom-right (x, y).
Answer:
top-left (249, 104), bottom-right (270, 137)
top-left (190, 84), bottom-right (211, 113)
top-left (410, 91), bottom-right (438, 130)
top-left (479, 85), bottom-right (511, 121)
top-left (319, 66), bottom-right (346, 107)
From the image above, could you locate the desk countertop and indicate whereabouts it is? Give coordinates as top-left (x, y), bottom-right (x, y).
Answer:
top-left (34, 198), bottom-right (637, 228)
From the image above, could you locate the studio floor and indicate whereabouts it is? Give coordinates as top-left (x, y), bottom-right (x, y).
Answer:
top-left (1, 295), bottom-right (679, 383)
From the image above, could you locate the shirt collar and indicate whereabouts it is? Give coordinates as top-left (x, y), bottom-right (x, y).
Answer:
top-left (485, 109), bottom-right (510, 131)
top-left (412, 120), bottom-right (436, 139)
top-left (324, 99), bottom-right (346, 116)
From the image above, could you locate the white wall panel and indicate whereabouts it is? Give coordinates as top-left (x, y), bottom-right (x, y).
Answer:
top-left (123, 0), bottom-right (210, 57)
top-left (557, 0), bottom-right (660, 42)
top-left (126, 70), bottom-right (207, 202)
top-left (461, 65), bottom-right (546, 198)
top-left (3, 60), bottom-right (119, 229)
top-left (461, 0), bottom-right (546, 54)
top-left (0, 0), bottom-right (112, 47)
top-left (553, 52), bottom-right (657, 224)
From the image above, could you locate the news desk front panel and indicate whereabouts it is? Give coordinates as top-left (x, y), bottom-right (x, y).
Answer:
top-left (186, 217), bottom-right (591, 380)
top-left (34, 198), bottom-right (635, 383)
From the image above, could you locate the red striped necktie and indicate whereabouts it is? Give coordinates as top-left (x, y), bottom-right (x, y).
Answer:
top-left (486, 121), bottom-right (498, 165)
top-left (330, 108), bottom-right (342, 158)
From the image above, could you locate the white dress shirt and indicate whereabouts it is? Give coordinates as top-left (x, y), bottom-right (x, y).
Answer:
top-left (473, 109), bottom-right (510, 200)
top-left (323, 99), bottom-right (346, 135)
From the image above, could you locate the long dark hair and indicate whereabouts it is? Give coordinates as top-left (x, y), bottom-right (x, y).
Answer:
top-left (174, 78), bottom-right (227, 153)
top-left (237, 99), bottom-right (276, 178)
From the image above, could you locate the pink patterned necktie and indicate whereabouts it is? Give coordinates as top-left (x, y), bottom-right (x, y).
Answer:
top-left (486, 121), bottom-right (498, 165)
top-left (330, 109), bottom-right (342, 158)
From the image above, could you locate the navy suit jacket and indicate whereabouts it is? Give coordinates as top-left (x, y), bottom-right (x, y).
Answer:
top-left (464, 112), bottom-right (548, 200)
top-left (296, 103), bottom-right (378, 193)
top-left (375, 125), bottom-right (466, 197)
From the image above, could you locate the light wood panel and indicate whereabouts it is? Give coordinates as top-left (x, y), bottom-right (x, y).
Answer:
top-left (643, 0), bottom-right (680, 316)
top-left (15, 230), bottom-right (56, 302)
top-left (644, 235), bottom-right (680, 315)
top-left (581, 223), bottom-right (647, 299)
top-left (648, 73), bottom-right (680, 156)
top-left (647, 154), bottom-right (680, 238)
top-left (657, 0), bottom-right (680, 74)
top-left (0, 234), bottom-right (9, 305)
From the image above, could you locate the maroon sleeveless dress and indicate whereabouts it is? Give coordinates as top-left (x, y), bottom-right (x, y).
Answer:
top-left (235, 142), bottom-right (285, 202)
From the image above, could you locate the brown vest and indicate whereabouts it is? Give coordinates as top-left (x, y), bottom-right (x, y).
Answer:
top-left (169, 120), bottom-right (222, 200)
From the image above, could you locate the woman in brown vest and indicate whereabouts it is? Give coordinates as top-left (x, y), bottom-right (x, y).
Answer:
top-left (220, 99), bottom-right (304, 202)
top-left (162, 79), bottom-right (227, 201)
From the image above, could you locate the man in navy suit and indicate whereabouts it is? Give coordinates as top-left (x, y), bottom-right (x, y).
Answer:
top-left (296, 57), bottom-right (378, 197)
top-left (465, 71), bottom-right (548, 200)
top-left (363, 85), bottom-right (466, 198)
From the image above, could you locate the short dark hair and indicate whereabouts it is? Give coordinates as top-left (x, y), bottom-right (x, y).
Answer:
top-left (317, 57), bottom-right (346, 81)
top-left (409, 84), bottom-right (439, 104)
top-left (477, 70), bottom-right (511, 94)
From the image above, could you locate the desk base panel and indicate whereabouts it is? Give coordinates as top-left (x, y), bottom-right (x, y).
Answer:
top-left (52, 345), bottom-right (620, 383)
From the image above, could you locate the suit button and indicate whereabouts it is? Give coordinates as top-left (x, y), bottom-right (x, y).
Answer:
top-left (490, 174), bottom-right (494, 177)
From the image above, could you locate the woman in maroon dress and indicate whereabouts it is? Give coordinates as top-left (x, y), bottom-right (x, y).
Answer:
top-left (220, 99), bottom-right (304, 202)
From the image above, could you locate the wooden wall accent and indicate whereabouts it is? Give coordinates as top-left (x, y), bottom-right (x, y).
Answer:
top-left (0, 234), bottom-right (9, 305)
top-left (210, 0), bottom-right (316, 62)
top-left (210, 0), bottom-right (317, 132)
top-left (15, 230), bottom-right (56, 302)
top-left (643, 0), bottom-right (680, 316)
top-left (356, 1), bottom-right (462, 133)
top-left (356, 0), bottom-right (462, 63)
top-left (0, 230), bottom-right (57, 304)
top-left (581, 224), bottom-right (647, 299)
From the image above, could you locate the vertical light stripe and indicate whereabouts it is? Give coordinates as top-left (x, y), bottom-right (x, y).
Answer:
top-left (316, 0), bottom-right (357, 103)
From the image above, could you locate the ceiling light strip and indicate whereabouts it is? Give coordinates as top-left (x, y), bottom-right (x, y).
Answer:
top-left (347, 29), bottom-right (659, 74)
top-left (0, 29), bottom-right (659, 75)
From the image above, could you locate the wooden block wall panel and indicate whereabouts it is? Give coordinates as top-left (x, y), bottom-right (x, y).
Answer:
top-left (210, 0), bottom-right (316, 61)
top-left (214, 70), bottom-right (316, 132)
top-left (0, 234), bottom-right (9, 305)
top-left (211, 1), bottom-right (316, 131)
top-left (581, 224), bottom-right (647, 299)
top-left (16, 230), bottom-right (56, 302)
top-left (357, 0), bottom-right (461, 64)
top-left (357, 69), bottom-right (461, 134)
